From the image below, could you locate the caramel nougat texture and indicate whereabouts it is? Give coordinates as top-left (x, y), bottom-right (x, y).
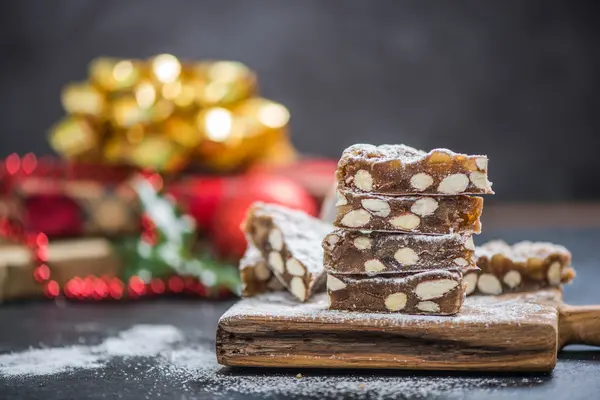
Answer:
top-left (466, 240), bottom-right (575, 296)
top-left (336, 144), bottom-right (493, 196)
top-left (323, 229), bottom-right (476, 275)
top-left (334, 191), bottom-right (483, 235)
top-left (327, 270), bottom-right (466, 315)
top-left (243, 202), bottom-right (332, 302)
top-left (240, 246), bottom-right (284, 297)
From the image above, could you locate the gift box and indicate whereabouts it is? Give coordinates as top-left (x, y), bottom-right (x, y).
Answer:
top-left (1, 159), bottom-right (140, 237)
top-left (0, 176), bottom-right (242, 302)
top-left (0, 237), bottom-right (121, 302)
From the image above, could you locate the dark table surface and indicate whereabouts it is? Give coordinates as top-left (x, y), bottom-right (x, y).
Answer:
top-left (1, 227), bottom-right (599, 400)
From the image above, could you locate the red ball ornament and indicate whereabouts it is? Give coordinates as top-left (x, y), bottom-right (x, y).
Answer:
top-left (23, 195), bottom-right (83, 236)
top-left (210, 173), bottom-right (317, 259)
top-left (167, 176), bottom-right (226, 231)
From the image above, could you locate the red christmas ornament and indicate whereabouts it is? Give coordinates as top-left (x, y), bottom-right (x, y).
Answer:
top-left (23, 195), bottom-right (83, 236)
top-left (167, 176), bottom-right (226, 231)
top-left (210, 173), bottom-right (318, 259)
top-left (248, 158), bottom-right (337, 200)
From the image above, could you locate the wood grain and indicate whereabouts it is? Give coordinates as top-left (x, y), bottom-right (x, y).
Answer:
top-left (216, 291), bottom-right (562, 372)
top-left (558, 304), bottom-right (600, 349)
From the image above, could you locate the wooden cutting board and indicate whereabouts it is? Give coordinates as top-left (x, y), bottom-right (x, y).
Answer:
top-left (216, 290), bottom-right (600, 372)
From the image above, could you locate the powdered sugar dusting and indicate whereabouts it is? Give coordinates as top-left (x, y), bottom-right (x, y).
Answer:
top-left (162, 348), bottom-right (542, 399)
top-left (0, 346), bottom-right (103, 377)
top-left (221, 290), bottom-right (558, 327)
top-left (339, 269), bottom-right (463, 286)
top-left (100, 325), bottom-right (183, 357)
top-left (0, 324), bottom-right (183, 377)
top-left (476, 240), bottom-right (571, 263)
top-left (250, 202), bottom-right (332, 275)
top-left (0, 322), bottom-right (550, 399)
top-left (340, 143), bottom-right (486, 165)
top-left (239, 244), bottom-right (264, 270)
top-left (367, 230), bottom-right (471, 245)
top-left (154, 344), bottom-right (546, 400)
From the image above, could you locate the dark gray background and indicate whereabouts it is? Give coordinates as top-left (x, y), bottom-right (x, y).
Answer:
top-left (0, 0), bottom-right (599, 201)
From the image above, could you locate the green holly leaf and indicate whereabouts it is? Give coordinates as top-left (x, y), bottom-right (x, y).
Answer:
top-left (112, 177), bottom-right (241, 294)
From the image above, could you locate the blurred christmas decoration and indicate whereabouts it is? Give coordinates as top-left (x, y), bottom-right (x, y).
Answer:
top-left (167, 165), bottom-right (333, 234)
top-left (0, 237), bottom-right (122, 302)
top-left (49, 55), bottom-right (296, 172)
top-left (0, 154), bottom-right (335, 242)
top-left (1, 156), bottom-right (139, 237)
top-left (210, 173), bottom-right (319, 259)
top-left (0, 175), bottom-right (240, 302)
top-left (0, 52), bottom-right (339, 304)
top-left (247, 158), bottom-right (338, 202)
top-left (120, 177), bottom-right (240, 294)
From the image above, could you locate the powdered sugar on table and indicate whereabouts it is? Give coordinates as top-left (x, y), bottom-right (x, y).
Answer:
top-left (0, 323), bottom-right (552, 399)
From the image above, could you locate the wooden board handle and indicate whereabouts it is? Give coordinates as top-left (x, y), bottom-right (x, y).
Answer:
top-left (559, 305), bottom-right (600, 349)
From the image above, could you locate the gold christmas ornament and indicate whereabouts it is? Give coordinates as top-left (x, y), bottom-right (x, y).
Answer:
top-left (195, 98), bottom-right (290, 171)
top-left (109, 95), bottom-right (174, 129)
top-left (165, 116), bottom-right (201, 149)
top-left (89, 58), bottom-right (141, 92)
top-left (194, 61), bottom-right (257, 107)
top-left (50, 54), bottom-right (295, 172)
top-left (126, 135), bottom-right (188, 172)
top-left (161, 79), bottom-right (196, 109)
top-left (61, 82), bottom-right (106, 116)
top-left (134, 81), bottom-right (158, 109)
top-left (49, 116), bottom-right (102, 159)
top-left (232, 97), bottom-right (290, 161)
top-left (234, 97), bottom-right (290, 134)
top-left (109, 96), bottom-right (152, 128)
top-left (103, 136), bottom-right (131, 164)
top-left (151, 54), bottom-right (182, 84)
top-left (260, 133), bottom-right (298, 165)
top-left (197, 107), bottom-right (241, 144)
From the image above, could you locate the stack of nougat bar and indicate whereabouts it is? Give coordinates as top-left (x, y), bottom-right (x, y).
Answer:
top-left (323, 144), bottom-right (493, 315)
top-left (241, 202), bottom-right (331, 301)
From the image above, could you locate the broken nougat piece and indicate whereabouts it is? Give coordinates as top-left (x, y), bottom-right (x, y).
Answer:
top-left (336, 144), bottom-right (493, 196)
top-left (334, 191), bottom-right (483, 235)
top-left (240, 246), bottom-right (284, 297)
top-left (243, 202), bottom-right (333, 302)
top-left (327, 270), bottom-right (466, 315)
top-left (323, 229), bottom-right (477, 275)
top-left (465, 240), bottom-right (575, 296)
